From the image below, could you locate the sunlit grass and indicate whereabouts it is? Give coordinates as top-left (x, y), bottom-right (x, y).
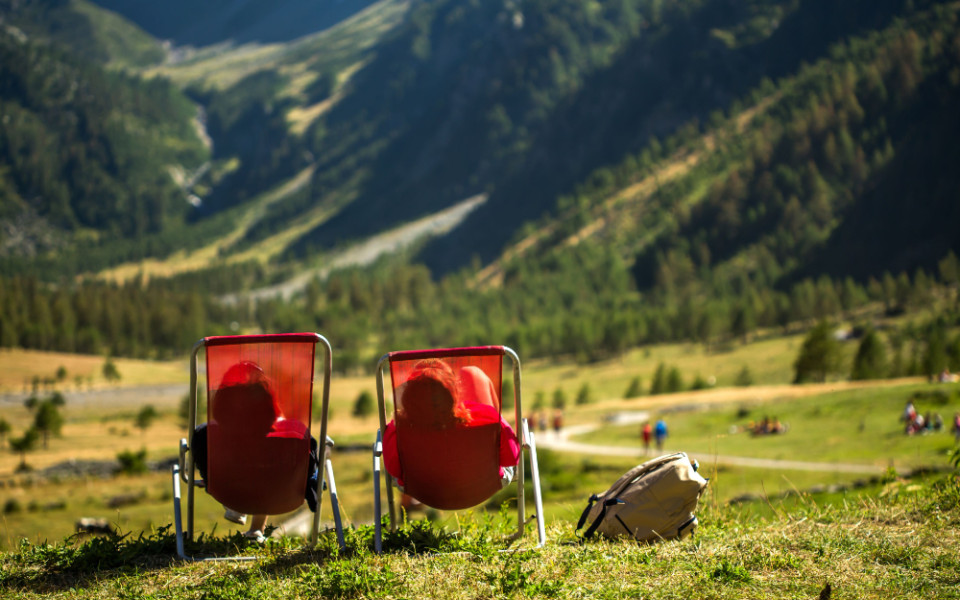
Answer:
top-left (2, 468), bottom-right (959, 599)
top-left (577, 381), bottom-right (960, 470)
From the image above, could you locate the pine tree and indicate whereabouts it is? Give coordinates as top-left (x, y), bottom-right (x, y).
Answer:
top-left (850, 329), bottom-right (889, 380)
top-left (575, 383), bottom-right (593, 405)
top-left (9, 428), bottom-right (39, 471)
top-left (352, 390), bottom-right (375, 418)
top-left (666, 367), bottom-right (684, 393)
top-left (793, 321), bottom-right (842, 383)
top-left (552, 388), bottom-right (568, 410)
top-left (135, 405), bottom-right (159, 436)
top-left (0, 417), bottom-right (10, 443)
top-left (33, 400), bottom-right (64, 449)
top-left (650, 363), bottom-right (667, 395)
top-left (921, 321), bottom-right (949, 378)
top-left (103, 356), bottom-right (121, 383)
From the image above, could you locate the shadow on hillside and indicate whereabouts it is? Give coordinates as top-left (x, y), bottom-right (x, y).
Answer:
top-left (90, 0), bottom-right (384, 46)
top-left (0, 526), bottom-right (343, 593)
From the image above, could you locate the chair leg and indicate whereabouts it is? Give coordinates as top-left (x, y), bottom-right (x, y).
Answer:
top-left (526, 429), bottom-right (547, 548)
top-left (373, 430), bottom-right (384, 554)
top-left (325, 457), bottom-right (346, 552)
top-left (172, 464), bottom-right (188, 560)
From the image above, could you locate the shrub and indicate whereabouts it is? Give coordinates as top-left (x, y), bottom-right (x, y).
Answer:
top-left (691, 373), bottom-right (710, 390)
top-left (666, 367), bottom-right (684, 393)
top-left (552, 388), bottom-right (567, 410)
top-left (624, 376), bottom-right (643, 398)
top-left (575, 383), bottom-right (593, 405)
top-left (851, 328), bottom-right (889, 380)
top-left (116, 449), bottom-right (148, 475)
top-left (793, 321), bottom-right (843, 383)
top-left (352, 390), bottom-right (375, 418)
top-left (650, 363), bottom-right (667, 395)
top-left (3, 498), bottom-right (22, 514)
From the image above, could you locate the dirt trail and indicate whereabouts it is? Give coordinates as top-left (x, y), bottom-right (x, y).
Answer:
top-left (535, 383), bottom-right (897, 475)
top-left (537, 422), bottom-right (887, 474)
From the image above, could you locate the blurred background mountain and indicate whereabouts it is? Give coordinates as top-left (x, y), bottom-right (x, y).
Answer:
top-left (0, 0), bottom-right (958, 368)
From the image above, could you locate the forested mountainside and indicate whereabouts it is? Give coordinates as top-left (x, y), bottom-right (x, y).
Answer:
top-left (0, 0), bottom-right (959, 369)
top-left (91, 0), bottom-right (383, 46)
top-left (0, 0), bottom-right (165, 68)
top-left (498, 0), bottom-right (960, 293)
top-left (0, 22), bottom-right (207, 261)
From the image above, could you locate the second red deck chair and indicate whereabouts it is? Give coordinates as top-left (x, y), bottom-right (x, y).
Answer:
top-left (172, 333), bottom-right (345, 560)
top-left (372, 346), bottom-right (546, 552)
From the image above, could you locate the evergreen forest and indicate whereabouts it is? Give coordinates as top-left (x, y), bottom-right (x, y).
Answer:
top-left (0, 0), bottom-right (958, 374)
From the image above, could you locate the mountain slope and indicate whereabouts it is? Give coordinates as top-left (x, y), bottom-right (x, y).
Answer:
top-left (0, 0), bottom-right (165, 68)
top-left (478, 0), bottom-right (960, 296)
top-left (0, 4), bottom-right (208, 262)
top-left (90, 0), bottom-right (385, 46)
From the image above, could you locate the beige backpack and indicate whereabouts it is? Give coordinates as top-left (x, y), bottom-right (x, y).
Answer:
top-left (576, 452), bottom-right (708, 542)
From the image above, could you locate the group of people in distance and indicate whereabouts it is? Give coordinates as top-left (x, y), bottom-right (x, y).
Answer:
top-left (748, 416), bottom-right (787, 436)
top-left (529, 409), bottom-right (565, 436)
top-left (901, 400), bottom-right (950, 436)
top-left (640, 419), bottom-right (669, 453)
top-left (196, 357), bottom-right (519, 540)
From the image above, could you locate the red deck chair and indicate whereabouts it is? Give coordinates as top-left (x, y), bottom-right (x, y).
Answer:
top-left (372, 346), bottom-right (545, 552)
top-left (172, 333), bottom-right (345, 560)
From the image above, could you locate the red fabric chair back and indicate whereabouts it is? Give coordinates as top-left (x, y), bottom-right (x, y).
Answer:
top-left (387, 347), bottom-right (507, 510)
top-left (204, 334), bottom-right (316, 515)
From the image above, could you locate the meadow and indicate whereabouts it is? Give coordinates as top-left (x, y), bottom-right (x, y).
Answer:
top-left (1, 335), bottom-right (959, 598)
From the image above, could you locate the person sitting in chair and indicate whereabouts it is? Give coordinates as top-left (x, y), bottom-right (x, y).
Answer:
top-left (193, 361), bottom-right (319, 542)
top-left (382, 359), bottom-right (520, 489)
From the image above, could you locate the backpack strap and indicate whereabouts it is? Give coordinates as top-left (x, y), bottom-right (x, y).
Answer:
top-left (576, 494), bottom-right (599, 532)
top-left (582, 498), bottom-right (625, 539)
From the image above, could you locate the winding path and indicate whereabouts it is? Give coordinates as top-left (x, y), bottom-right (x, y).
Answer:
top-left (535, 411), bottom-right (888, 475)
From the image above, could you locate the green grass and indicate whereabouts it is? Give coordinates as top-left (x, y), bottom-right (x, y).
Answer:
top-left (578, 382), bottom-right (960, 470)
top-left (1, 467), bottom-right (958, 599)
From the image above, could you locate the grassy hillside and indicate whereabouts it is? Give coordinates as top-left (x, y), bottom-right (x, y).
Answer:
top-left (90, 0), bottom-right (387, 46)
top-left (0, 0), bottom-right (165, 69)
top-left (1, 451), bottom-right (958, 598)
top-left (2, 335), bottom-right (957, 548)
top-left (3, 0), bottom-right (957, 290)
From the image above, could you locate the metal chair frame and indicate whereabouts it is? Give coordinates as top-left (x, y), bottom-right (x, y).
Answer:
top-left (172, 332), bottom-right (345, 560)
top-left (372, 345), bottom-right (546, 553)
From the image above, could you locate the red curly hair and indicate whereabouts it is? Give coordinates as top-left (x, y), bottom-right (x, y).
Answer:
top-left (397, 359), bottom-right (469, 428)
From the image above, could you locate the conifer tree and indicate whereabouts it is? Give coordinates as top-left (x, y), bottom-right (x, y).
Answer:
top-left (575, 383), bottom-right (593, 405)
top-left (33, 400), bottom-right (64, 449)
top-left (134, 405), bottom-right (159, 437)
top-left (666, 367), bottom-right (684, 393)
top-left (850, 329), bottom-right (888, 380)
top-left (352, 390), bottom-right (375, 418)
top-left (9, 428), bottom-right (39, 471)
top-left (793, 321), bottom-right (842, 383)
top-left (552, 388), bottom-right (568, 410)
top-left (650, 363), bottom-right (667, 395)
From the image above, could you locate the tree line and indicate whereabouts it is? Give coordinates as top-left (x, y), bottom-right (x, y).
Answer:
top-left (1, 250), bottom-right (957, 375)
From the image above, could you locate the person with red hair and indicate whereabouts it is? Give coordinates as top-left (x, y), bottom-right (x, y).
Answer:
top-left (382, 360), bottom-right (519, 490)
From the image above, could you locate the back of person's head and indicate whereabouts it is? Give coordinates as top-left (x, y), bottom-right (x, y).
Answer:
top-left (398, 369), bottom-right (468, 429)
top-left (211, 361), bottom-right (278, 434)
top-left (408, 358), bottom-right (456, 382)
